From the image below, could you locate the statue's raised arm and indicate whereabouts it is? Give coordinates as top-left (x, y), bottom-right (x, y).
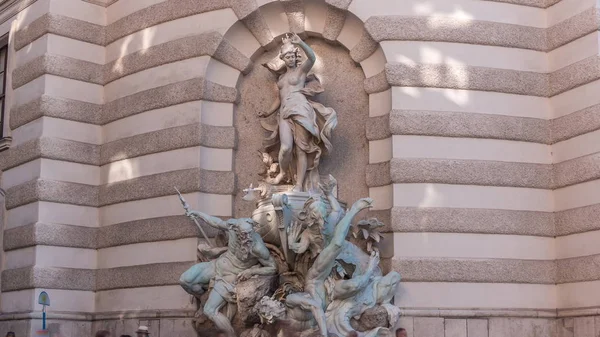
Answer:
top-left (288, 33), bottom-right (315, 74)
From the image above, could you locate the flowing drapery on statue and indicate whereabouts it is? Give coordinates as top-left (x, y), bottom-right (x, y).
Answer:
top-left (259, 33), bottom-right (338, 192)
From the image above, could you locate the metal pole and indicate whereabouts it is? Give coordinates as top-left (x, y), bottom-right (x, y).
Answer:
top-left (174, 187), bottom-right (213, 247)
top-left (42, 306), bottom-right (46, 330)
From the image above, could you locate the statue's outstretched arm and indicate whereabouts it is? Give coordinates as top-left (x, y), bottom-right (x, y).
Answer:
top-left (186, 210), bottom-right (228, 230)
top-left (290, 33), bottom-right (315, 74)
top-left (331, 198), bottom-right (373, 248)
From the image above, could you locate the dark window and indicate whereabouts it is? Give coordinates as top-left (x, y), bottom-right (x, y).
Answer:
top-left (0, 34), bottom-right (8, 151)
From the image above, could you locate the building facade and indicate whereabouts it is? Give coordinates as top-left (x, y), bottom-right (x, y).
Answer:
top-left (0, 0), bottom-right (599, 336)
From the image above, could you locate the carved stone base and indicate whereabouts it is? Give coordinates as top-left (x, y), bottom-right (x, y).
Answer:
top-left (235, 275), bottom-right (278, 327)
top-left (351, 306), bottom-right (391, 332)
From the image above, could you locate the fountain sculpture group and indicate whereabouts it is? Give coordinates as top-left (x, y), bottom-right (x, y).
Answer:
top-left (178, 33), bottom-right (401, 337)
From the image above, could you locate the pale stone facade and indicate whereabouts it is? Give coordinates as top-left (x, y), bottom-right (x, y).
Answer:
top-left (0, 0), bottom-right (599, 336)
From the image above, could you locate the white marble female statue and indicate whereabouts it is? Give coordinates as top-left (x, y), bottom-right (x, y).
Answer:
top-left (259, 33), bottom-right (338, 192)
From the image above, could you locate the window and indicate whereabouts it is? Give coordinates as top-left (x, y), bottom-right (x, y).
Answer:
top-left (0, 34), bottom-right (8, 151)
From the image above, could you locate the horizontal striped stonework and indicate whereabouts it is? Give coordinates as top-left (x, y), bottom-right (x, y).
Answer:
top-left (3, 217), bottom-right (218, 251)
top-left (4, 169), bottom-right (235, 209)
top-left (0, 262), bottom-right (194, 292)
top-left (12, 32), bottom-right (252, 90)
top-left (0, 123), bottom-right (235, 172)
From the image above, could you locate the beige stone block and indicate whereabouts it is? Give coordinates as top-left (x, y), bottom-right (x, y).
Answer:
top-left (368, 138), bottom-right (392, 164)
top-left (391, 207), bottom-right (554, 237)
top-left (360, 46), bottom-right (386, 78)
top-left (391, 87), bottom-right (550, 120)
top-left (261, 2), bottom-right (290, 37)
top-left (549, 32), bottom-right (599, 73)
top-left (350, 0), bottom-right (545, 26)
top-left (392, 232), bottom-right (554, 260)
top-left (223, 21), bottom-right (262, 59)
top-left (555, 180), bottom-right (600, 212)
top-left (107, 0), bottom-right (166, 25)
top-left (113, 318), bottom-right (140, 337)
top-left (393, 184), bottom-right (554, 212)
top-left (0, 320), bottom-right (29, 337)
top-left (102, 101), bottom-right (201, 143)
top-left (105, 56), bottom-right (210, 102)
top-left (573, 317), bottom-right (595, 337)
top-left (49, 0), bottom-right (106, 26)
top-left (105, 9), bottom-right (237, 61)
top-left (97, 238), bottom-right (197, 269)
top-left (160, 319), bottom-right (197, 337)
top-left (392, 135), bottom-right (552, 164)
top-left (369, 89), bottom-right (391, 117)
top-left (557, 229), bottom-right (600, 259)
top-left (489, 318), bottom-right (556, 337)
top-left (381, 40), bottom-right (548, 73)
top-left (445, 319), bottom-right (467, 337)
top-left (467, 319), bottom-right (488, 337)
top-left (336, 13), bottom-right (363, 50)
top-left (414, 317), bottom-right (443, 337)
top-left (206, 58), bottom-right (240, 88)
top-left (558, 318), bottom-right (574, 337)
top-left (95, 285), bottom-right (194, 312)
top-left (397, 283), bottom-right (556, 309)
top-left (551, 79), bottom-right (600, 119)
top-left (369, 185), bottom-right (392, 211)
top-left (304, 0), bottom-right (328, 35)
top-left (553, 128), bottom-right (600, 164)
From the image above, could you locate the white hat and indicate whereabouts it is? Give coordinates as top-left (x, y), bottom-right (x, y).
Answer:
top-left (135, 326), bottom-right (149, 334)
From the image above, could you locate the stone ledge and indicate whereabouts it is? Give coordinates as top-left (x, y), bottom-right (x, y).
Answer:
top-left (386, 63), bottom-right (549, 97)
top-left (3, 216), bottom-right (217, 251)
top-left (13, 32), bottom-right (252, 90)
top-left (389, 109), bottom-right (551, 145)
top-left (390, 158), bottom-right (553, 189)
top-left (393, 257), bottom-right (556, 284)
top-left (0, 262), bottom-right (196, 292)
top-left (390, 207), bottom-right (555, 237)
top-left (4, 168), bottom-right (236, 209)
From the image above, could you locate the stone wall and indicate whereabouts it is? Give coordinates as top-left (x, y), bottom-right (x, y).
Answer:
top-left (0, 0), bottom-right (599, 336)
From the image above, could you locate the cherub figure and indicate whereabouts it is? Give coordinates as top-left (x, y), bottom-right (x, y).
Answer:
top-left (258, 151), bottom-right (280, 180)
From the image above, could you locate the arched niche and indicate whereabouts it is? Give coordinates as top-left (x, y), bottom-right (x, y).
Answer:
top-left (211, 0), bottom-right (391, 218)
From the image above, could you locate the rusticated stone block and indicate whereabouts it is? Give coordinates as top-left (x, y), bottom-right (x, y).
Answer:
top-left (445, 319), bottom-right (467, 337)
top-left (467, 319), bottom-right (488, 337)
top-left (573, 317), bottom-right (594, 337)
top-left (414, 317), bottom-right (443, 337)
top-left (235, 275), bottom-right (278, 326)
top-left (350, 306), bottom-right (390, 332)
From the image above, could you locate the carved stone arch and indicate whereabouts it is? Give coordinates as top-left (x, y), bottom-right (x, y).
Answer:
top-left (206, 0), bottom-right (392, 225)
